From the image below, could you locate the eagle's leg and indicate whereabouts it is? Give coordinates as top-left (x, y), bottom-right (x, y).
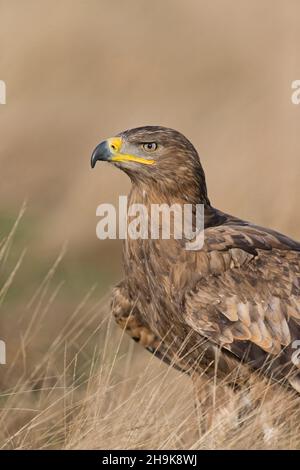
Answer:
top-left (111, 281), bottom-right (162, 355)
top-left (191, 373), bottom-right (235, 439)
top-left (111, 282), bottom-right (193, 372)
top-left (232, 376), bottom-right (280, 446)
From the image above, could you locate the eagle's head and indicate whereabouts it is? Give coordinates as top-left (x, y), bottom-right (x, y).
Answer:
top-left (91, 126), bottom-right (209, 203)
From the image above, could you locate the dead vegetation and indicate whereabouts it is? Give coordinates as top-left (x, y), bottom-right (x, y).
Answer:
top-left (1, 213), bottom-right (300, 450)
top-left (1, 0), bottom-right (300, 451)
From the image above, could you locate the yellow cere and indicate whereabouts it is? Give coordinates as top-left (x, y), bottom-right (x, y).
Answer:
top-left (108, 137), bottom-right (155, 165)
top-left (108, 137), bottom-right (122, 153)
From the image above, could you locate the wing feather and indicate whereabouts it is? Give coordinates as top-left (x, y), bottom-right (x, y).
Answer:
top-left (183, 223), bottom-right (300, 376)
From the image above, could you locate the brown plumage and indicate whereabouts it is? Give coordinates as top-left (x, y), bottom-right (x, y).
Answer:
top-left (91, 126), bottom-right (300, 393)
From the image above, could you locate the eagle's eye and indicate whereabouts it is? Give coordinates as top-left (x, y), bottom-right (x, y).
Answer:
top-left (142, 142), bottom-right (157, 152)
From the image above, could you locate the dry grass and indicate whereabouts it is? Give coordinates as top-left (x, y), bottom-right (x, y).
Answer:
top-left (1, 214), bottom-right (300, 450)
top-left (1, 0), bottom-right (300, 451)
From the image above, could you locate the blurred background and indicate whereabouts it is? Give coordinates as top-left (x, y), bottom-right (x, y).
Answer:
top-left (0, 0), bottom-right (300, 386)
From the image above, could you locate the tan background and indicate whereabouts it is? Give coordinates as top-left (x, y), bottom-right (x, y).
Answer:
top-left (0, 0), bottom-right (300, 302)
top-left (0, 2), bottom-right (300, 447)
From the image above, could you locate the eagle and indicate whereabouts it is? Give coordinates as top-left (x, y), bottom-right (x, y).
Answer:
top-left (91, 126), bottom-right (300, 395)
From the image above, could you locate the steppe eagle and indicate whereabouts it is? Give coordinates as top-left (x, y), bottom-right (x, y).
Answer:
top-left (91, 126), bottom-right (300, 393)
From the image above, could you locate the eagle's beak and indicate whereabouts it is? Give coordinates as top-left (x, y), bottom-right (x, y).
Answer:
top-left (91, 136), bottom-right (155, 168)
top-left (91, 140), bottom-right (113, 168)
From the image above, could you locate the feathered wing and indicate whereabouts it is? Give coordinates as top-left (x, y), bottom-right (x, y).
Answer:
top-left (183, 222), bottom-right (300, 389)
